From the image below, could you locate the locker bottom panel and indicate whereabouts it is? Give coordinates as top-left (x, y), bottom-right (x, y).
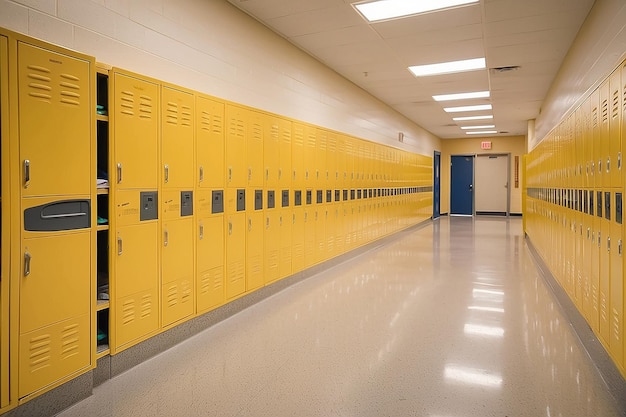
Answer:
top-left (114, 288), bottom-right (159, 351)
top-left (162, 277), bottom-right (194, 327)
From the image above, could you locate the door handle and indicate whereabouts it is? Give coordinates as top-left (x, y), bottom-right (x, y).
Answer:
top-left (23, 160), bottom-right (30, 188)
top-left (24, 252), bottom-right (31, 276)
top-left (266, 217), bottom-right (270, 229)
top-left (117, 236), bottom-right (123, 255)
top-left (199, 166), bottom-right (204, 182)
top-left (248, 167), bottom-right (252, 181)
top-left (228, 167), bottom-right (232, 182)
top-left (164, 164), bottom-right (169, 183)
top-left (199, 223), bottom-right (204, 240)
top-left (164, 229), bottom-right (168, 246)
top-left (117, 163), bottom-right (122, 183)
top-left (248, 218), bottom-right (252, 232)
top-left (469, 184), bottom-right (473, 191)
top-left (229, 222), bottom-right (233, 235)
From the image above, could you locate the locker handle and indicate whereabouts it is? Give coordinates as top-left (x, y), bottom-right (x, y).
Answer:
top-left (248, 167), bottom-right (252, 181)
top-left (199, 166), bottom-right (204, 182)
top-left (279, 169), bottom-right (282, 180)
top-left (607, 157), bottom-right (610, 173)
top-left (117, 163), bottom-right (123, 184)
top-left (23, 160), bottom-right (30, 188)
top-left (24, 252), bottom-right (31, 276)
top-left (228, 167), bottom-right (232, 182)
top-left (587, 227), bottom-right (590, 240)
top-left (229, 222), bottom-right (233, 235)
top-left (266, 217), bottom-right (269, 229)
top-left (164, 229), bottom-right (169, 247)
top-left (266, 168), bottom-right (269, 181)
top-left (199, 223), bottom-right (204, 240)
top-left (316, 170), bottom-right (319, 179)
top-left (304, 212), bottom-right (308, 222)
top-left (248, 218), bottom-right (252, 232)
top-left (619, 239), bottom-right (623, 256)
top-left (293, 170), bottom-right (296, 180)
top-left (607, 236), bottom-right (611, 252)
top-left (164, 164), bottom-right (169, 183)
top-left (117, 237), bottom-right (123, 255)
top-left (598, 160), bottom-right (602, 173)
top-left (619, 152), bottom-right (622, 170)
top-left (280, 216), bottom-right (283, 226)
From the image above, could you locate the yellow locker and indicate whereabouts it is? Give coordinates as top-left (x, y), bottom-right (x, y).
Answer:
top-left (609, 191), bottom-right (623, 369)
top-left (590, 89), bottom-right (602, 333)
top-left (247, 112), bottom-right (263, 187)
top-left (195, 190), bottom-right (224, 313)
top-left (161, 216), bottom-right (194, 327)
top-left (162, 85), bottom-right (194, 189)
top-left (304, 200), bottom-right (316, 268)
top-left (18, 232), bottom-right (91, 397)
top-left (336, 135), bottom-right (347, 189)
top-left (327, 131), bottom-right (338, 189)
top-left (334, 203), bottom-right (345, 256)
top-left (600, 80), bottom-right (610, 186)
top-left (316, 129), bottom-right (328, 189)
top-left (279, 118), bottom-right (292, 189)
top-left (326, 205), bottom-right (337, 259)
top-left (111, 70), bottom-right (159, 189)
top-left (18, 42), bottom-right (91, 198)
top-left (113, 222), bottom-right (159, 351)
top-left (0, 31), bottom-right (10, 410)
top-left (246, 189), bottom-right (264, 291)
top-left (225, 104), bottom-right (247, 188)
top-left (600, 189), bottom-right (611, 347)
top-left (609, 69), bottom-right (622, 188)
top-left (225, 212), bottom-right (246, 299)
top-left (291, 122), bottom-right (305, 189)
top-left (196, 95), bottom-right (225, 189)
top-left (264, 191), bottom-right (280, 283)
top-left (279, 204), bottom-right (293, 280)
top-left (292, 196), bottom-right (305, 274)
top-left (264, 115), bottom-right (281, 188)
top-left (304, 124), bottom-right (316, 185)
top-left (315, 205), bottom-right (326, 264)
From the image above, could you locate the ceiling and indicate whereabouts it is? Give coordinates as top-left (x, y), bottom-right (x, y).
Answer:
top-left (226, 0), bottom-right (595, 139)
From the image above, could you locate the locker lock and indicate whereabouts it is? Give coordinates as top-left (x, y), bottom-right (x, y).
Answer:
top-left (248, 218), bottom-right (252, 232)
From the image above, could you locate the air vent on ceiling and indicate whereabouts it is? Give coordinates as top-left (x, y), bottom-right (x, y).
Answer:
top-left (490, 66), bottom-right (520, 73)
top-left (444, 123), bottom-right (457, 127)
top-left (499, 131), bottom-right (509, 134)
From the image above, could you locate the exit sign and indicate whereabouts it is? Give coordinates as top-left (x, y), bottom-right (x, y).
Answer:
top-left (481, 141), bottom-right (492, 150)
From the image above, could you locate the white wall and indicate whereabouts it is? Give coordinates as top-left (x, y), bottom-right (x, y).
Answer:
top-left (0, 0), bottom-right (440, 155)
top-left (532, 0), bottom-right (626, 149)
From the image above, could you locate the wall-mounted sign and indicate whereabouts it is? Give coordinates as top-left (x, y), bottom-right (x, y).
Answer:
top-left (481, 141), bottom-right (492, 150)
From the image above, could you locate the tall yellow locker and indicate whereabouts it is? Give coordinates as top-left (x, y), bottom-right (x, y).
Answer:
top-left (195, 190), bottom-right (224, 313)
top-left (292, 193), bottom-right (305, 273)
top-left (326, 204), bottom-right (337, 259)
top-left (264, 190), bottom-right (280, 283)
top-left (112, 197), bottom-right (160, 351)
top-left (279, 203), bottom-right (293, 280)
top-left (291, 122), bottom-right (305, 189)
top-left (265, 115), bottom-right (281, 188)
top-left (225, 105), bottom-right (247, 188)
top-left (16, 40), bottom-right (94, 398)
top-left (316, 129), bottom-right (328, 189)
top-left (327, 131), bottom-right (338, 190)
top-left (336, 135), bottom-right (347, 189)
top-left (304, 202), bottom-right (316, 268)
top-left (590, 89), bottom-right (601, 333)
top-left (609, 69), bottom-right (622, 188)
top-left (246, 189), bottom-right (264, 291)
top-left (225, 189), bottom-right (246, 298)
top-left (196, 95), bottom-right (224, 189)
top-left (247, 112), bottom-right (263, 187)
top-left (303, 124), bottom-right (316, 185)
top-left (161, 85), bottom-right (194, 188)
top-left (314, 200), bottom-right (326, 264)
top-left (279, 118), bottom-right (292, 190)
top-left (112, 71), bottom-right (159, 189)
top-left (598, 80), bottom-right (611, 347)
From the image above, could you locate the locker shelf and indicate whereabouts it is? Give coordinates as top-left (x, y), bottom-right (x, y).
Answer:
top-left (96, 299), bottom-right (110, 311)
top-left (96, 114), bottom-right (109, 122)
top-left (97, 188), bottom-right (109, 195)
top-left (96, 344), bottom-right (110, 358)
top-left (97, 225), bottom-right (109, 231)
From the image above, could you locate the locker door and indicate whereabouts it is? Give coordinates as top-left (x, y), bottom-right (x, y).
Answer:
top-left (162, 86), bottom-right (194, 189)
top-left (609, 69), bottom-right (622, 188)
top-left (265, 116), bottom-right (280, 188)
top-left (600, 80), bottom-right (610, 186)
top-left (18, 42), bottom-right (91, 197)
top-left (196, 214), bottom-right (224, 313)
top-left (304, 125), bottom-right (316, 186)
top-left (19, 232), bottom-right (91, 397)
top-left (600, 190), bottom-right (611, 346)
top-left (327, 132), bottom-right (338, 191)
top-left (279, 118), bottom-right (292, 190)
top-left (247, 112), bottom-right (263, 187)
top-left (112, 71), bottom-right (159, 189)
top-left (161, 218), bottom-right (194, 327)
top-left (334, 204), bottom-right (344, 255)
top-left (336, 135), bottom-right (347, 189)
top-left (264, 207), bottom-right (280, 284)
top-left (196, 96), bottom-right (225, 189)
top-left (326, 205), bottom-right (336, 259)
top-left (246, 189), bottom-right (264, 291)
top-left (225, 105), bottom-right (247, 188)
top-left (316, 129), bottom-right (328, 189)
top-left (0, 32), bottom-right (9, 409)
top-left (292, 205), bottom-right (305, 273)
top-left (291, 122), bottom-right (305, 189)
top-left (225, 213), bottom-right (246, 299)
top-left (113, 222), bottom-right (159, 350)
top-left (279, 207), bottom-right (293, 280)
top-left (609, 192), bottom-right (623, 369)
top-left (590, 90), bottom-right (601, 333)
top-left (315, 207), bottom-right (326, 264)
top-left (304, 205), bottom-right (316, 268)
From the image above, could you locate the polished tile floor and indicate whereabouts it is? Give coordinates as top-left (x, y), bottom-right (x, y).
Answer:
top-left (58, 217), bottom-right (625, 417)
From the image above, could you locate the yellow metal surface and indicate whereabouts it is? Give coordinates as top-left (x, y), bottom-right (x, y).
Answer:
top-left (264, 208), bottom-right (280, 284)
top-left (196, 95), bottom-right (225, 188)
top-left (279, 208), bottom-right (293, 280)
top-left (247, 111), bottom-right (263, 187)
top-left (225, 104), bottom-right (247, 188)
top-left (196, 210), bottom-right (224, 314)
top-left (246, 208), bottom-right (264, 291)
top-left (225, 213), bottom-right (246, 299)
top-left (161, 85), bottom-right (194, 189)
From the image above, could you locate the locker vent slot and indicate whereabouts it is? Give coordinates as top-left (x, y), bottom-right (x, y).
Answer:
top-left (166, 101), bottom-right (178, 125)
top-left (213, 114), bottom-right (223, 134)
top-left (592, 106), bottom-right (598, 128)
top-left (27, 333), bottom-right (52, 371)
top-left (139, 95), bottom-right (153, 119)
top-left (166, 285), bottom-right (178, 307)
top-left (211, 267), bottom-right (224, 292)
top-left (200, 111), bottom-right (211, 132)
top-left (199, 271), bottom-right (211, 295)
top-left (60, 323), bottom-right (80, 358)
top-left (612, 89), bottom-right (620, 119)
top-left (601, 99), bottom-right (608, 124)
top-left (122, 299), bottom-right (136, 325)
top-left (140, 294), bottom-right (152, 318)
top-left (27, 65), bottom-right (52, 102)
top-left (120, 91), bottom-right (135, 116)
top-left (180, 105), bottom-right (192, 127)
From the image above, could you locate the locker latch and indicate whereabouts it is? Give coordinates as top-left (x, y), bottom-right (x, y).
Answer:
top-left (607, 157), bottom-right (610, 173)
top-left (117, 236), bottom-right (123, 255)
top-left (619, 152), bottom-right (622, 170)
top-left (164, 164), bottom-right (169, 183)
top-left (117, 163), bottom-right (123, 183)
top-left (619, 239), bottom-right (623, 256)
top-left (199, 223), bottom-right (204, 240)
top-left (608, 236), bottom-right (611, 252)
top-left (164, 229), bottom-right (169, 246)
top-left (24, 252), bottom-right (31, 276)
top-left (23, 160), bottom-right (30, 188)
top-left (199, 166), bottom-right (204, 182)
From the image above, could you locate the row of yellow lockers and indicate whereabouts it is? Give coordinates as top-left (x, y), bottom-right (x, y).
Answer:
top-left (525, 58), bottom-right (626, 379)
top-left (109, 69), bottom-right (432, 197)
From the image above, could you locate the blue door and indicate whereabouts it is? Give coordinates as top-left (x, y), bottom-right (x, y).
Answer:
top-left (450, 155), bottom-right (474, 215)
top-left (433, 151), bottom-right (441, 218)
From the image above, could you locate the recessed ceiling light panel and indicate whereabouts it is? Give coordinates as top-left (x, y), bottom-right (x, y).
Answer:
top-left (409, 58), bottom-right (486, 77)
top-left (444, 104), bottom-right (492, 113)
top-left (354, 0), bottom-right (479, 22)
top-left (453, 115), bottom-right (494, 121)
top-left (433, 91), bottom-right (490, 101)
top-left (466, 130), bottom-right (498, 135)
top-left (461, 125), bottom-right (496, 130)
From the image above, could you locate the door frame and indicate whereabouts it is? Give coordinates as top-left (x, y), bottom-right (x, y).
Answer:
top-left (450, 154), bottom-right (475, 216)
top-left (474, 153), bottom-right (511, 216)
top-left (433, 151), bottom-right (441, 219)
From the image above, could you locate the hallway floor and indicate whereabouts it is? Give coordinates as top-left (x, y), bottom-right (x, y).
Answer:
top-left (57, 217), bottom-right (625, 417)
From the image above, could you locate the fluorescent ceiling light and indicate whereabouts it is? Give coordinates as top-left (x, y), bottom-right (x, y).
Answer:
top-left (433, 91), bottom-right (490, 102)
top-left (409, 58), bottom-right (486, 77)
top-left (355, 0), bottom-right (479, 22)
top-left (466, 130), bottom-right (498, 135)
top-left (453, 115), bottom-right (493, 121)
top-left (444, 104), bottom-right (492, 113)
top-left (461, 125), bottom-right (496, 130)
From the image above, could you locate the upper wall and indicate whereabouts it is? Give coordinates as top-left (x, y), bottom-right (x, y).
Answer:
top-left (0, 0), bottom-right (440, 156)
top-left (533, 0), bottom-right (626, 149)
